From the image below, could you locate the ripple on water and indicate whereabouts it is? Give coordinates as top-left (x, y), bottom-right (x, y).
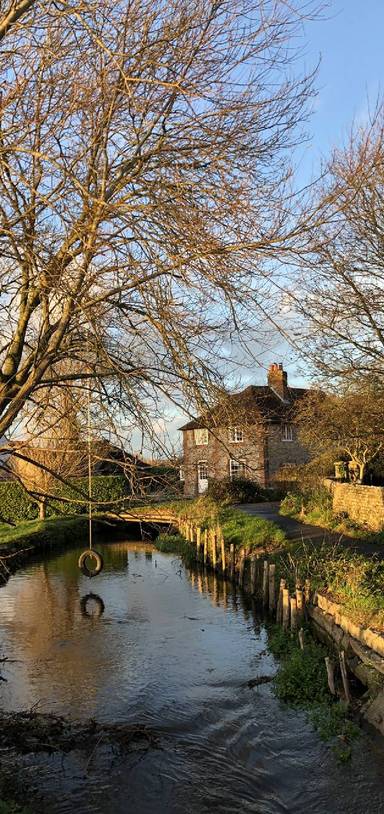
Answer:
top-left (0, 541), bottom-right (384, 813)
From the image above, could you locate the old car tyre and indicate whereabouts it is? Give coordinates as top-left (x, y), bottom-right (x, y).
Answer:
top-left (80, 593), bottom-right (105, 618)
top-left (78, 549), bottom-right (104, 577)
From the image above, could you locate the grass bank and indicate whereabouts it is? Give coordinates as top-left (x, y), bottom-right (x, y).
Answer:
top-left (268, 624), bottom-right (359, 761)
top-left (166, 497), bottom-right (286, 552)
top-left (270, 538), bottom-right (384, 631)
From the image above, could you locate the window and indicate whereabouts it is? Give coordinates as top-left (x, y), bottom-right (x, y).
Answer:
top-left (229, 426), bottom-right (244, 443)
top-left (230, 459), bottom-right (247, 479)
top-left (197, 460), bottom-right (208, 480)
top-left (282, 423), bottom-right (293, 441)
top-left (194, 428), bottom-right (208, 446)
top-left (179, 466), bottom-right (185, 482)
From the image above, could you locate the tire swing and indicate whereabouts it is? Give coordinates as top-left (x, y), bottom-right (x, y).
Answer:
top-left (78, 354), bottom-right (104, 580)
top-left (78, 549), bottom-right (104, 578)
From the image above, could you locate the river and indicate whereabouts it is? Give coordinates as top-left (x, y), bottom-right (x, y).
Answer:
top-left (0, 539), bottom-right (384, 813)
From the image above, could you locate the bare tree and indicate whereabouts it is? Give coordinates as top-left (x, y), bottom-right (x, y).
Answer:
top-left (292, 107), bottom-right (384, 383)
top-left (296, 384), bottom-right (384, 483)
top-left (0, 0), bottom-right (320, 478)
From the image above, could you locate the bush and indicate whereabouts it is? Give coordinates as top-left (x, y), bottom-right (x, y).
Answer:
top-left (279, 491), bottom-right (303, 517)
top-left (48, 475), bottom-right (129, 515)
top-left (0, 475), bottom-right (130, 525)
top-left (0, 481), bottom-right (38, 523)
top-left (207, 478), bottom-right (265, 505)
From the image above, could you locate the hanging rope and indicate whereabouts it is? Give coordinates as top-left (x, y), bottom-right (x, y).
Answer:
top-left (78, 330), bottom-right (103, 578)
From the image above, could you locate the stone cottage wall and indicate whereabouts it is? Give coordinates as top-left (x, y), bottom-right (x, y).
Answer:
top-left (324, 479), bottom-right (384, 531)
top-left (182, 427), bottom-right (266, 497)
top-left (267, 423), bottom-right (310, 481)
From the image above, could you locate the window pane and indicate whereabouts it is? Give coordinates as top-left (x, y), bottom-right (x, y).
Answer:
top-left (198, 461), bottom-right (208, 479)
top-left (229, 426), bottom-right (244, 442)
top-left (194, 428), bottom-right (208, 445)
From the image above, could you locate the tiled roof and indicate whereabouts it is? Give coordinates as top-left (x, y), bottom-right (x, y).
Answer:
top-left (178, 384), bottom-right (308, 431)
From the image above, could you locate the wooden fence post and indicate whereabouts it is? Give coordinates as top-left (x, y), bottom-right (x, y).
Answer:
top-left (325, 657), bottom-right (336, 695)
top-left (268, 563), bottom-right (276, 612)
top-left (196, 527), bottom-right (201, 561)
top-left (203, 529), bottom-right (208, 565)
top-left (339, 651), bottom-right (352, 705)
top-left (276, 578), bottom-right (286, 623)
top-left (298, 628), bottom-right (305, 650)
top-left (290, 596), bottom-right (297, 631)
top-left (210, 529), bottom-right (217, 570)
top-left (262, 560), bottom-right (269, 607)
top-left (229, 544), bottom-right (235, 581)
top-left (219, 531), bottom-right (226, 574)
top-left (296, 589), bottom-right (304, 625)
top-left (250, 556), bottom-right (257, 594)
top-left (239, 548), bottom-right (245, 587)
top-left (282, 588), bottom-right (290, 630)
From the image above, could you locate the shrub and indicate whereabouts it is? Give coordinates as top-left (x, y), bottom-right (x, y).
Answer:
top-left (207, 478), bottom-right (265, 505)
top-left (0, 475), bottom-right (130, 525)
top-left (48, 475), bottom-right (129, 515)
top-left (279, 491), bottom-right (303, 517)
top-left (0, 481), bottom-right (38, 523)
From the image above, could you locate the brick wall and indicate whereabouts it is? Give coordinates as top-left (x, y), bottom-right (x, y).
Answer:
top-left (324, 479), bottom-right (384, 531)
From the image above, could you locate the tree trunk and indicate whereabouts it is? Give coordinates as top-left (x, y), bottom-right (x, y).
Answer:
top-left (39, 500), bottom-right (47, 520)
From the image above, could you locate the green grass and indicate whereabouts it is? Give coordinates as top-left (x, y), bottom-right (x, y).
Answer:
top-left (166, 497), bottom-right (286, 553)
top-left (268, 625), bottom-right (359, 760)
top-left (273, 538), bottom-right (384, 630)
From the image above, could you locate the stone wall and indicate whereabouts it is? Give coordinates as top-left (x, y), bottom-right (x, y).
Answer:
top-left (310, 593), bottom-right (384, 734)
top-left (324, 479), bottom-right (384, 531)
top-left (267, 423), bottom-right (310, 481)
top-left (182, 426), bottom-right (266, 497)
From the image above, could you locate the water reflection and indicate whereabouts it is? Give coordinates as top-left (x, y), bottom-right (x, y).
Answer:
top-left (0, 541), bottom-right (384, 814)
top-left (80, 593), bottom-right (105, 618)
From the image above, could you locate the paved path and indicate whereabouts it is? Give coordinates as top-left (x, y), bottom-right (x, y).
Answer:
top-left (237, 502), bottom-right (384, 557)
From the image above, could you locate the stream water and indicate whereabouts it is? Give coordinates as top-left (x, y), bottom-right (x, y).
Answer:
top-left (1, 540), bottom-right (384, 813)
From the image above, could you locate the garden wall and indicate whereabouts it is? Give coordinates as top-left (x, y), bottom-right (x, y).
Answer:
top-left (324, 479), bottom-right (384, 531)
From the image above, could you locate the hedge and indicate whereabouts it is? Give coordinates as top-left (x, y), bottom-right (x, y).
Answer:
top-left (0, 475), bottom-right (130, 524)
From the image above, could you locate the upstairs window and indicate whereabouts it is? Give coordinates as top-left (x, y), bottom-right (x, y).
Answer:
top-left (229, 426), bottom-right (244, 443)
top-left (282, 423), bottom-right (293, 441)
top-left (194, 428), bottom-right (208, 446)
top-left (229, 459), bottom-right (247, 479)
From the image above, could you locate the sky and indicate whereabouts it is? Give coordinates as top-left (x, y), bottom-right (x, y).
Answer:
top-left (147, 1), bottom-right (384, 453)
top-left (251, 0), bottom-right (384, 389)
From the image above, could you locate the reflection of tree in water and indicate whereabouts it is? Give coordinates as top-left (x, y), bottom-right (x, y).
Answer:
top-left (3, 542), bottom-right (154, 717)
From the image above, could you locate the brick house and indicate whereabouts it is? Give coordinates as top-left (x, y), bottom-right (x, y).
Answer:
top-left (179, 363), bottom-right (310, 497)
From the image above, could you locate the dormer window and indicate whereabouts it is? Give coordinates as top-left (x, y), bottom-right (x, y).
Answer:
top-left (282, 423), bottom-right (293, 441)
top-left (194, 428), bottom-right (208, 446)
top-left (229, 426), bottom-right (244, 443)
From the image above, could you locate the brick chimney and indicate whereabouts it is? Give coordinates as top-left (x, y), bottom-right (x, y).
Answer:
top-left (267, 363), bottom-right (288, 401)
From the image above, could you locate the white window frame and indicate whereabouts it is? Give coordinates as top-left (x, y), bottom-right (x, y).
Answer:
top-left (194, 428), bottom-right (208, 446)
top-left (197, 460), bottom-right (208, 480)
top-left (229, 426), bottom-right (244, 443)
top-left (282, 423), bottom-right (293, 442)
top-left (229, 458), bottom-right (247, 479)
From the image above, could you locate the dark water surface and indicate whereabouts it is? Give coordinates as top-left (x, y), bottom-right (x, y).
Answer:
top-left (1, 540), bottom-right (384, 813)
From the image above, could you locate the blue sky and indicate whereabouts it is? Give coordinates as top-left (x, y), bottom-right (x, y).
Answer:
top-left (255, 0), bottom-right (384, 390)
top-left (148, 2), bottom-right (384, 452)
top-left (299, 0), bottom-right (384, 180)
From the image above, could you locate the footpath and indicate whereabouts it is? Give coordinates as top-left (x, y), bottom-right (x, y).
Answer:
top-left (238, 501), bottom-right (384, 558)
